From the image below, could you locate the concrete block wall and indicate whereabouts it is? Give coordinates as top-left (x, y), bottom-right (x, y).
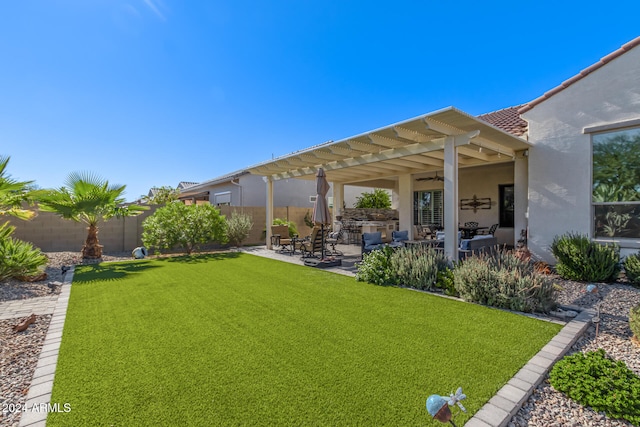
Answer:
top-left (7, 205), bottom-right (326, 252)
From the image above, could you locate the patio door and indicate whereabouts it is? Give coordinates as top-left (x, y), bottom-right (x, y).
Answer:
top-left (414, 190), bottom-right (443, 228)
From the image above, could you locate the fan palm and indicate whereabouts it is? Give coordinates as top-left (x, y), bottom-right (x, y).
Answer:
top-left (0, 155), bottom-right (43, 220)
top-left (39, 172), bottom-right (148, 259)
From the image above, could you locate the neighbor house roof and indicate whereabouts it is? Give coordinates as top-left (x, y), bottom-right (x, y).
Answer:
top-left (177, 181), bottom-right (198, 190)
top-left (519, 36), bottom-right (640, 114)
top-left (477, 106), bottom-right (528, 137)
top-left (178, 170), bottom-right (250, 199)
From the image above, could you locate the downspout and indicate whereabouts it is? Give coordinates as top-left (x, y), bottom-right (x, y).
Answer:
top-left (231, 178), bottom-right (243, 212)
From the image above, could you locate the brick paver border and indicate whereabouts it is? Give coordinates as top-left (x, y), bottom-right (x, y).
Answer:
top-left (18, 268), bottom-right (74, 427)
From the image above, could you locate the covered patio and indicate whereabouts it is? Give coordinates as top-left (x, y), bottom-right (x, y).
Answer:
top-left (247, 106), bottom-right (531, 260)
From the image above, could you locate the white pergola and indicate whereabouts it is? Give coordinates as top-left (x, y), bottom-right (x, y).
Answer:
top-left (247, 106), bottom-right (531, 260)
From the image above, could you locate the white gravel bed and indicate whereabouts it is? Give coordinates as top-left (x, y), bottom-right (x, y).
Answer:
top-left (1, 254), bottom-right (639, 426)
top-left (511, 278), bottom-right (640, 427)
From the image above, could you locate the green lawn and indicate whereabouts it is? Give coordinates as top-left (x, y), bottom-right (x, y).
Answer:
top-left (48, 253), bottom-right (561, 426)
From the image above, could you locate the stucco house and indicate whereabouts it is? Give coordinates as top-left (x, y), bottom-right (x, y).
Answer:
top-left (241, 35), bottom-right (640, 263)
top-left (521, 36), bottom-right (640, 262)
top-left (177, 168), bottom-right (376, 209)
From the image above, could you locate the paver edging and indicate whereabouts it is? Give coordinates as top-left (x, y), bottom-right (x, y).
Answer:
top-left (18, 267), bottom-right (74, 427)
top-left (463, 308), bottom-right (594, 426)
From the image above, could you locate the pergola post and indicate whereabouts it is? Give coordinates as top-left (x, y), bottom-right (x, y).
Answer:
top-left (333, 182), bottom-right (344, 219)
top-left (514, 150), bottom-right (529, 248)
top-left (397, 174), bottom-right (413, 238)
top-left (265, 176), bottom-right (274, 249)
top-left (443, 136), bottom-right (459, 261)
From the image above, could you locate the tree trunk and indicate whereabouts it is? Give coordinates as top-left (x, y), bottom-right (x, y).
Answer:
top-left (82, 224), bottom-right (103, 259)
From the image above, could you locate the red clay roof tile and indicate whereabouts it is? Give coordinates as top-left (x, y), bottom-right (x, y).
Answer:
top-left (477, 105), bottom-right (528, 137)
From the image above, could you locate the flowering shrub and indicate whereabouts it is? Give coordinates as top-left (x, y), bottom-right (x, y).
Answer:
top-left (454, 251), bottom-right (557, 313)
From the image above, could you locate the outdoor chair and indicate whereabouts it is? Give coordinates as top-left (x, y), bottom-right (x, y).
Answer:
top-left (343, 220), bottom-right (362, 245)
top-left (390, 230), bottom-right (409, 248)
top-left (464, 221), bottom-right (479, 228)
top-left (361, 231), bottom-right (384, 255)
top-left (326, 229), bottom-right (344, 255)
top-left (300, 227), bottom-right (328, 259)
top-left (413, 224), bottom-right (431, 240)
top-left (271, 225), bottom-right (292, 253)
top-left (479, 223), bottom-right (499, 236)
top-left (458, 235), bottom-right (498, 260)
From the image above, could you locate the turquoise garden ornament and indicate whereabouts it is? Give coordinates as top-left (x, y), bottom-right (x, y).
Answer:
top-left (426, 387), bottom-right (467, 426)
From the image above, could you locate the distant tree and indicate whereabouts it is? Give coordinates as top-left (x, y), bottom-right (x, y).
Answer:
top-left (39, 172), bottom-right (149, 259)
top-left (354, 189), bottom-right (392, 209)
top-left (142, 186), bottom-right (180, 205)
top-left (142, 203), bottom-right (227, 254)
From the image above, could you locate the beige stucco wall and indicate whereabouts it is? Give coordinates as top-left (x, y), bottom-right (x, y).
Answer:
top-left (523, 44), bottom-right (640, 262)
top-left (6, 205), bottom-right (322, 253)
top-left (412, 162), bottom-right (517, 246)
top-left (7, 207), bottom-right (158, 253)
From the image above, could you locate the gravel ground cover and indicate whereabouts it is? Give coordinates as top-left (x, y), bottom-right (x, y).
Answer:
top-left (1, 252), bottom-right (639, 426)
top-left (0, 252), bottom-right (131, 427)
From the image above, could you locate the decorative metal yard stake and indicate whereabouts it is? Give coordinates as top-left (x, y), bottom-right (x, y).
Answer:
top-left (426, 387), bottom-right (467, 426)
top-left (586, 284), bottom-right (602, 343)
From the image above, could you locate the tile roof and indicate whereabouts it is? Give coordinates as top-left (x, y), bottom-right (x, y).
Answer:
top-left (177, 181), bottom-right (199, 190)
top-left (519, 36), bottom-right (640, 114)
top-left (477, 105), bottom-right (528, 137)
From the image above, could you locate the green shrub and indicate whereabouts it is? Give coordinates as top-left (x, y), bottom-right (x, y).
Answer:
top-left (631, 304), bottom-right (640, 342)
top-left (272, 218), bottom-right (298, 237)
top-left (436, 268), bottom-right (457, 296)
top-left (624, 253), bottom-right (640, 287)
top-left (354, 188), bottom-right (391, 209)
top-left (454, 251), bottom-right (557, 313)
top-left (261, 218), bottom-right (298, 241)
top-left (355, 246), bottom-right (396, 286)
top-left (142, 203), bottom-right (227, 254)
top-left (549, 349), bottom-right (640, 424)
top-left (0, 223), bottom-right (48, 281)
top-left (226, 212), bottom-right (253, 247)
top-left (390, 246), bottom-right (450, 290)
top-left (550, 232), bottom-right (620, 282)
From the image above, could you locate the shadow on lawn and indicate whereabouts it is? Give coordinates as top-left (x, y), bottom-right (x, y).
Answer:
top-left (73, 261), bottom-right (160, 283)
top-left (156, 252), bottom-right (241, 264)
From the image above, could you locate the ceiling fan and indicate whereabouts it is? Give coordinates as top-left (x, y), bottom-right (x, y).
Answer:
top-left (416, 172), bottom-right (444, 182)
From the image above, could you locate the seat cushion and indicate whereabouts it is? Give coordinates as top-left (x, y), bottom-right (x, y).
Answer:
top-left (363, 232), bottom-right (383, 247)
top-left (392, 230), bottom-right (409, 242)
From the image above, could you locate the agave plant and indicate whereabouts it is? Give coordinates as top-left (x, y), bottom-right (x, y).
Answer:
top-left (39, 172), bottom-right (148, 259)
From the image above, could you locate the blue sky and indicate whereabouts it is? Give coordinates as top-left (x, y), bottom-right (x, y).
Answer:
top-left (1, 1), bottom-right (638, 201)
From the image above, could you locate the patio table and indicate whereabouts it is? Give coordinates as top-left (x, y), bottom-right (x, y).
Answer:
top-left (459, 226), bottom-right (488, 239)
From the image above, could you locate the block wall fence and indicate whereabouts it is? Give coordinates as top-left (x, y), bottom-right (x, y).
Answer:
top-left (7, 205), bottom-right (321, 253)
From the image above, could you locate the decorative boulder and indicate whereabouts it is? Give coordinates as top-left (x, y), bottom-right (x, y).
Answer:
top-left (132, 247), bottom-right (148, 259)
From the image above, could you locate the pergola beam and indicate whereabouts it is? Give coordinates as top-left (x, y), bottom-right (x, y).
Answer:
top-left (368, 134), bottom-right (405, 148)
top-left (393, 126), bottom-right (434, 143)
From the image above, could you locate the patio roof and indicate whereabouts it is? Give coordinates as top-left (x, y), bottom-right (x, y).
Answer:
top-left (246, 106), bottom-right (531, 187)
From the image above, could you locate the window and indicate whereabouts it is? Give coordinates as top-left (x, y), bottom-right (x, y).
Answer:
top-left (214, 191), bottom-right (231, 206)
top-left (499, 184), bottom-right (514, 228)
top-left (592, 127), bottom-right (640, 238)
top-left (413, 190), bottom-right (443, 227)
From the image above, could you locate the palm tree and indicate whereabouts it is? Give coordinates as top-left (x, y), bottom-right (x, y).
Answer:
top-left (0, 156), bottom-right (42, 220)
top-left (39, 172), bottom-right (149, 259)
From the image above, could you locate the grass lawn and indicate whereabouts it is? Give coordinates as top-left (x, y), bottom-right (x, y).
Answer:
top-left (48, 253), bottom-right (561, 426)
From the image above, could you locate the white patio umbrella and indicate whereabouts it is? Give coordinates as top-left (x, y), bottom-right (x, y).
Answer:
top-left (312, 168), bottom-right (331, 259)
